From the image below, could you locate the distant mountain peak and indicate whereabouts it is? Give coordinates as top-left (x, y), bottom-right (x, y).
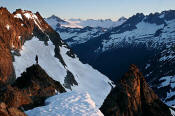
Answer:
top-left (46, 16), bottom-right (126, 29)
top-left (118, 16), bottom-right (127, 21)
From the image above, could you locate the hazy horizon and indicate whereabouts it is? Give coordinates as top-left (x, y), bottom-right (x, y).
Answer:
top-left (1, 0), bottom-right (175, 20)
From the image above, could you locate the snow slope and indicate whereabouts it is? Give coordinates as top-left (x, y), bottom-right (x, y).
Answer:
top-left (13, 37), bottom-right (114, 108)
top-left (26, 91), bottom-right (103, 116)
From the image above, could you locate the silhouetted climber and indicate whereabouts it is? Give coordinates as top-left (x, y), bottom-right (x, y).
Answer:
top-left (35, 55), bottom-right (38, 64)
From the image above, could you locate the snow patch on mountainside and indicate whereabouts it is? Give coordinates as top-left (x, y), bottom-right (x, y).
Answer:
top-left (58, 27), bottom-right (105, 45)
top-left (170, 106), bottom-right (175, 116)
top-left (14, 13), bottom-right (23, 20)
top-left (100, 19), bottom-right (175, 52)
top-left (26, 91), bottom-right (104, 116)
top-left (13, 37), bottom-right (113, 108)
top-left (158, 76), bottom-right (175, 88)
top-left (157, 75), bottom-right (175, 106)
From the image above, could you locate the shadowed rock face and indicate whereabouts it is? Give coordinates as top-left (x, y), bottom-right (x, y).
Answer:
top-left (13, 64), bottom-right (66, 96)
top-left (12, 64), bottom-right (66, 110)
top-left (100, 64), bottom-right (172, 116)
top-left (0, 64), bottom-right (66, 111)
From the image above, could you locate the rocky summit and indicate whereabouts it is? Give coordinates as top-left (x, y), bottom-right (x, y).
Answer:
top-left (100, 64), bottom-right (172, 116)
top-left (0, 7), bottom-right (57, 85)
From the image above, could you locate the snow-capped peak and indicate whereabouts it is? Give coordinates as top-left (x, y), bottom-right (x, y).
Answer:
top-left (46, 15), bottom-right (127, 29)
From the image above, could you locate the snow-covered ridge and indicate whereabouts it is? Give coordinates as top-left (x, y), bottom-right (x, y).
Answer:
top-left (14, 10), bottom-right (45, 32)
top-left (98, 18), bottom-right (175, 52)
top-left (65, 17), bottom-right (127, 28)
top-left (46, 15), bottom-right (127, 29)
top-left (26, 91), bottom-right (104, 116)
top-left (13, 36), bottom-right (114, 108)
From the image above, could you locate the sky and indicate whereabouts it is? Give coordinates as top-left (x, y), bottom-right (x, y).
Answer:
top-left (0, 0), bottom-right (175, 20)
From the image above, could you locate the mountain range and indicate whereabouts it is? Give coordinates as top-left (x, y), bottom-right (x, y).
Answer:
top-left (0, 6), bottom-right (175, 116)
top-left (46, 10), bottom-right (175, 108)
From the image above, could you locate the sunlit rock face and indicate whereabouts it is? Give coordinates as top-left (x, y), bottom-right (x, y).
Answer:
top-left (100, 64), bottom-right (172, 116)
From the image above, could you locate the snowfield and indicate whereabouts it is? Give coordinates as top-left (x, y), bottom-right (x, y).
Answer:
top-left (26, 91), bottom-right (104, 116)
top-left (13, 37), bottom-right (114, 108)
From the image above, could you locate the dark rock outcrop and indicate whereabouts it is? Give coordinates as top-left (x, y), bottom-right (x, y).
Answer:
top-left (12, 64), bottom-right (66, 110)
top-left (100, 64), bottom-right (172, 116)
top-left (0, 64), bottom-right (66, 111)
top-left (13, 64), bottom-right (66, 95)
top-left (63, 70), bottom-right (78, 90)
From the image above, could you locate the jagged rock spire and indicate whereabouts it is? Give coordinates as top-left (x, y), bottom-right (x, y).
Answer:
top-left (100, 64), bottom-right (172, 116)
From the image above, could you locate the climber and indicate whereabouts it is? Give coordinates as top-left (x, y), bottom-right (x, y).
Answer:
top-left (35, 55), bottom-right (38, 64)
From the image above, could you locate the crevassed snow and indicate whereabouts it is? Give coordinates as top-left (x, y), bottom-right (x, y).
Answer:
top-left (25, 91), bottom-right (104, 116)
top-left (14, 14), bottom-right (23, 20)
top-left (13, 37), bottom-right (113, 108)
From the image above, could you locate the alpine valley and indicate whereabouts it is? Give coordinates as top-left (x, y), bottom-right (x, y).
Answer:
top-left (46, 10), bottom-right (175, 109)
top-left (0, 6), bottom-right (174, 116)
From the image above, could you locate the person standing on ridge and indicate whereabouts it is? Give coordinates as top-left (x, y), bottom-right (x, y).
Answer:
top-left (35, 55), bottom-right (38, 64)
